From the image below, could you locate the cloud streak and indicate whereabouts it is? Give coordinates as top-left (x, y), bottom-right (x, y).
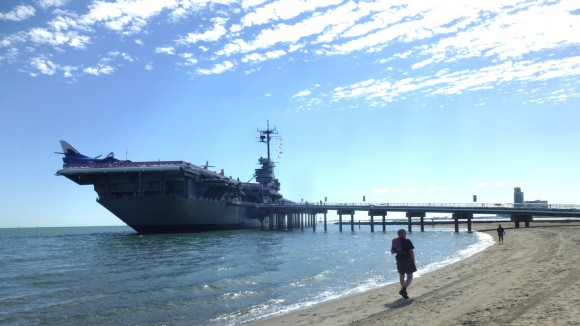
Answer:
top-left (0, 5), bottom-right (36, 22)
top-left (0, 0), bottom-right (577, 106)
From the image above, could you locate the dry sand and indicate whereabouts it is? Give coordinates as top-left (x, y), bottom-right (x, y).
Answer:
top-left (247, 222), bottom-right (580, 325)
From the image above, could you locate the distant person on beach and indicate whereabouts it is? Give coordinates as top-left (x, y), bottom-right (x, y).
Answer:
top-left (497, 224), bottom-right (506, 244)
top-left (391, 229), bottom-right (417, 299)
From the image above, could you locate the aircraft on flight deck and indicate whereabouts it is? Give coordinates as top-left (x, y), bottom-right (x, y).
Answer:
top-left (55, 140), bottom-right (127, 165)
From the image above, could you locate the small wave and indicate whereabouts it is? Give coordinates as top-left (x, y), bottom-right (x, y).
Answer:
top-left (416, 231), bottom-right (494, 277)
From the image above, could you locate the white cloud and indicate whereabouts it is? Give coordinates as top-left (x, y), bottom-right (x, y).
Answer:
top-left (178, 17), bottom-right (228, 45)
top-left (0, 47), bottom-right (19, 62)
top-left (1, 0), bottom-right (578, 93)
top-left (0, 32), bottom-right (27, 48)
top-left (265, 49), bottom-right (285, 59)
top-left (241, 0), bottom-right (269, 10)
top-left (179, 52), bottom-right (198, 66)
top-left (529, 91), bottom-right (579, 104)
top-left (196, 60), bottom-right (235, 75)
top-left (239, 0), bottom-right (343, 29)
top-left (28, 28), bottom-right (90, 49)
top-left (37, 0), bottom-right (69, 10)
top-left (411, 58), bottom-right (433, 70)
top-left (241, 52), bottom-right (263, 63)
top-left (62, 65), bottom-right (77, 78)
top-left (29, 56), bottom-right (57, 75)
top-left (328, 56), bottom-right (580, 105)
top-left (167, 1), bottom-right (212, 22)
top-left (241, 49), bottom-right (286, 63)
top-left (109, 51), bottom-right (134, 62)
top-left (221, 1), bottom-right (363, 58)
top-left (48, 15), bottom-right (82, 31)
top-left (155, 46), bottom-right (175, 55)
top-left (81, 0), bottom-right (179, 34)
top-left (1, 5), bottom-right (36, 21)
top-left (293, 90), bottom-right (311, 98)
top-left (83, 64), bottom-right (114, 76)
top-left (428, 57), bottom-right (580, 96)
top-left (420, 1), bottom-right (580, 65)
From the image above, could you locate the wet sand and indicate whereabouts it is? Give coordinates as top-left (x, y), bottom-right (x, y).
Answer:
top-left (247, 222), bottom-right (580, 325)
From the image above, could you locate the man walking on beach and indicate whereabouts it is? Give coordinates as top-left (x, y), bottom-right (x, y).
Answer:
top-left (497, 224), bottom-right (506, 244)
top-left (391, 229), bottom-right (417, 299)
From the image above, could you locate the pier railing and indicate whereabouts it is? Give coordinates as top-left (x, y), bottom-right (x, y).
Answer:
top-left (240, 202), bottom-right (580, 222)
top-left (253, 201), bottom-right (580, 211)
top-left (246, 201), bottom-right (579, 233)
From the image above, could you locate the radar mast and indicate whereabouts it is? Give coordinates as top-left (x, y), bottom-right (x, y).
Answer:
top-left (257, 120), bottom-right (278, 160)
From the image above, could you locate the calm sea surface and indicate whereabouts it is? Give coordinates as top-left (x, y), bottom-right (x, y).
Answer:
top-left (0, 224), bottom-right (493, 325)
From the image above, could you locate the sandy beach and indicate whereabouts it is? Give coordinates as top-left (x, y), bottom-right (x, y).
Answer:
top-left (247, 222), bottom-right (580, 325)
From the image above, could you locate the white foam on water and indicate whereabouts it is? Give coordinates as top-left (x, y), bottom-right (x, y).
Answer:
top-left (238, 230), bottom-right (495, 325)
top-left (416, 231), bottom-right (494, 277)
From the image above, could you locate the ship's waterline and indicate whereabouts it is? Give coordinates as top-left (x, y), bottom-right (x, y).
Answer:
top-left (99, 197), bottom-right (263, 232)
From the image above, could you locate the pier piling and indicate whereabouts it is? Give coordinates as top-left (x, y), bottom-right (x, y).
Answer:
top-left (406, 212), bottom-right (426, 233)
top-left (256, 202), bottom-right (577, 233)
top-left (337, 209), bottom-right (355, 232)
top-left (452, 212), bottom-right (473, 233)
top-left (368, 210), bottom-right (387, 233)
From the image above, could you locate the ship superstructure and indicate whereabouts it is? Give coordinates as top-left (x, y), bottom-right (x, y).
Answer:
top-left (56, 122), bottom-right (284, 233)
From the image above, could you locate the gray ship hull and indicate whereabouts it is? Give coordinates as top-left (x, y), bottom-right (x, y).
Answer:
top-left (98, 197), bottom-right (264, 233)
top-left (56, 123), bottom-right (283, 234)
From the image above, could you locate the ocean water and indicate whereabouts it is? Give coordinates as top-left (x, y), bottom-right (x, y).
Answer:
top-left (0, 224), bottom-right (493, 326)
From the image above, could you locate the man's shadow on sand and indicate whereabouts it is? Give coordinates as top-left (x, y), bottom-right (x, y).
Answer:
top-left (385, 298), bottom-right (414, 309)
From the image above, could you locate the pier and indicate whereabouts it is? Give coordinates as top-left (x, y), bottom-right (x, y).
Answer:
top-left (251, 202), bottom-right (580, 233)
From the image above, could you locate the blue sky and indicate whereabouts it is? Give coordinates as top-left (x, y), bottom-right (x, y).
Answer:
top-left (1, 0), bottom-right (579, 228)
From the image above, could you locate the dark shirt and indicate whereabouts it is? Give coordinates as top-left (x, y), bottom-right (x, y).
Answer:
top-left (396, 238), bottom-right (414, 262)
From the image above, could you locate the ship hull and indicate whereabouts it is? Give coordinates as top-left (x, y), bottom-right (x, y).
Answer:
top-left (98, 197), bottom-right (264, 233)
top-left (56, 131), bottom-right (283, 234)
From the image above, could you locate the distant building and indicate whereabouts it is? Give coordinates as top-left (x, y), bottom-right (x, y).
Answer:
top-left (524, 199), bottom-right (549, 209)
top-left (514, 188), bottom-right (548, 208)
top-left (525, 200), bottom-right (548, 204)
top-left (514, 187), bottom-right (524, 204)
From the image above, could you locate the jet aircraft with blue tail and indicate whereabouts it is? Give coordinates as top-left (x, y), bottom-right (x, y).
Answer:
top-left (55, 140), bottom-right (126, 165)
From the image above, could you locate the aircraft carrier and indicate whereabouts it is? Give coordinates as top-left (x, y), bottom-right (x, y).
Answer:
top-left (56, 122), bottom-right (285, 233)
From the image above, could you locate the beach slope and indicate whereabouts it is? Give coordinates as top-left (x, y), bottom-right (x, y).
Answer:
top-left (248, 223), bottom-right (580, 325)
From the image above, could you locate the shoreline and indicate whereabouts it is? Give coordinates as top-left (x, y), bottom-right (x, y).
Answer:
top-left (247, 222), bottom-right (580, 325)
